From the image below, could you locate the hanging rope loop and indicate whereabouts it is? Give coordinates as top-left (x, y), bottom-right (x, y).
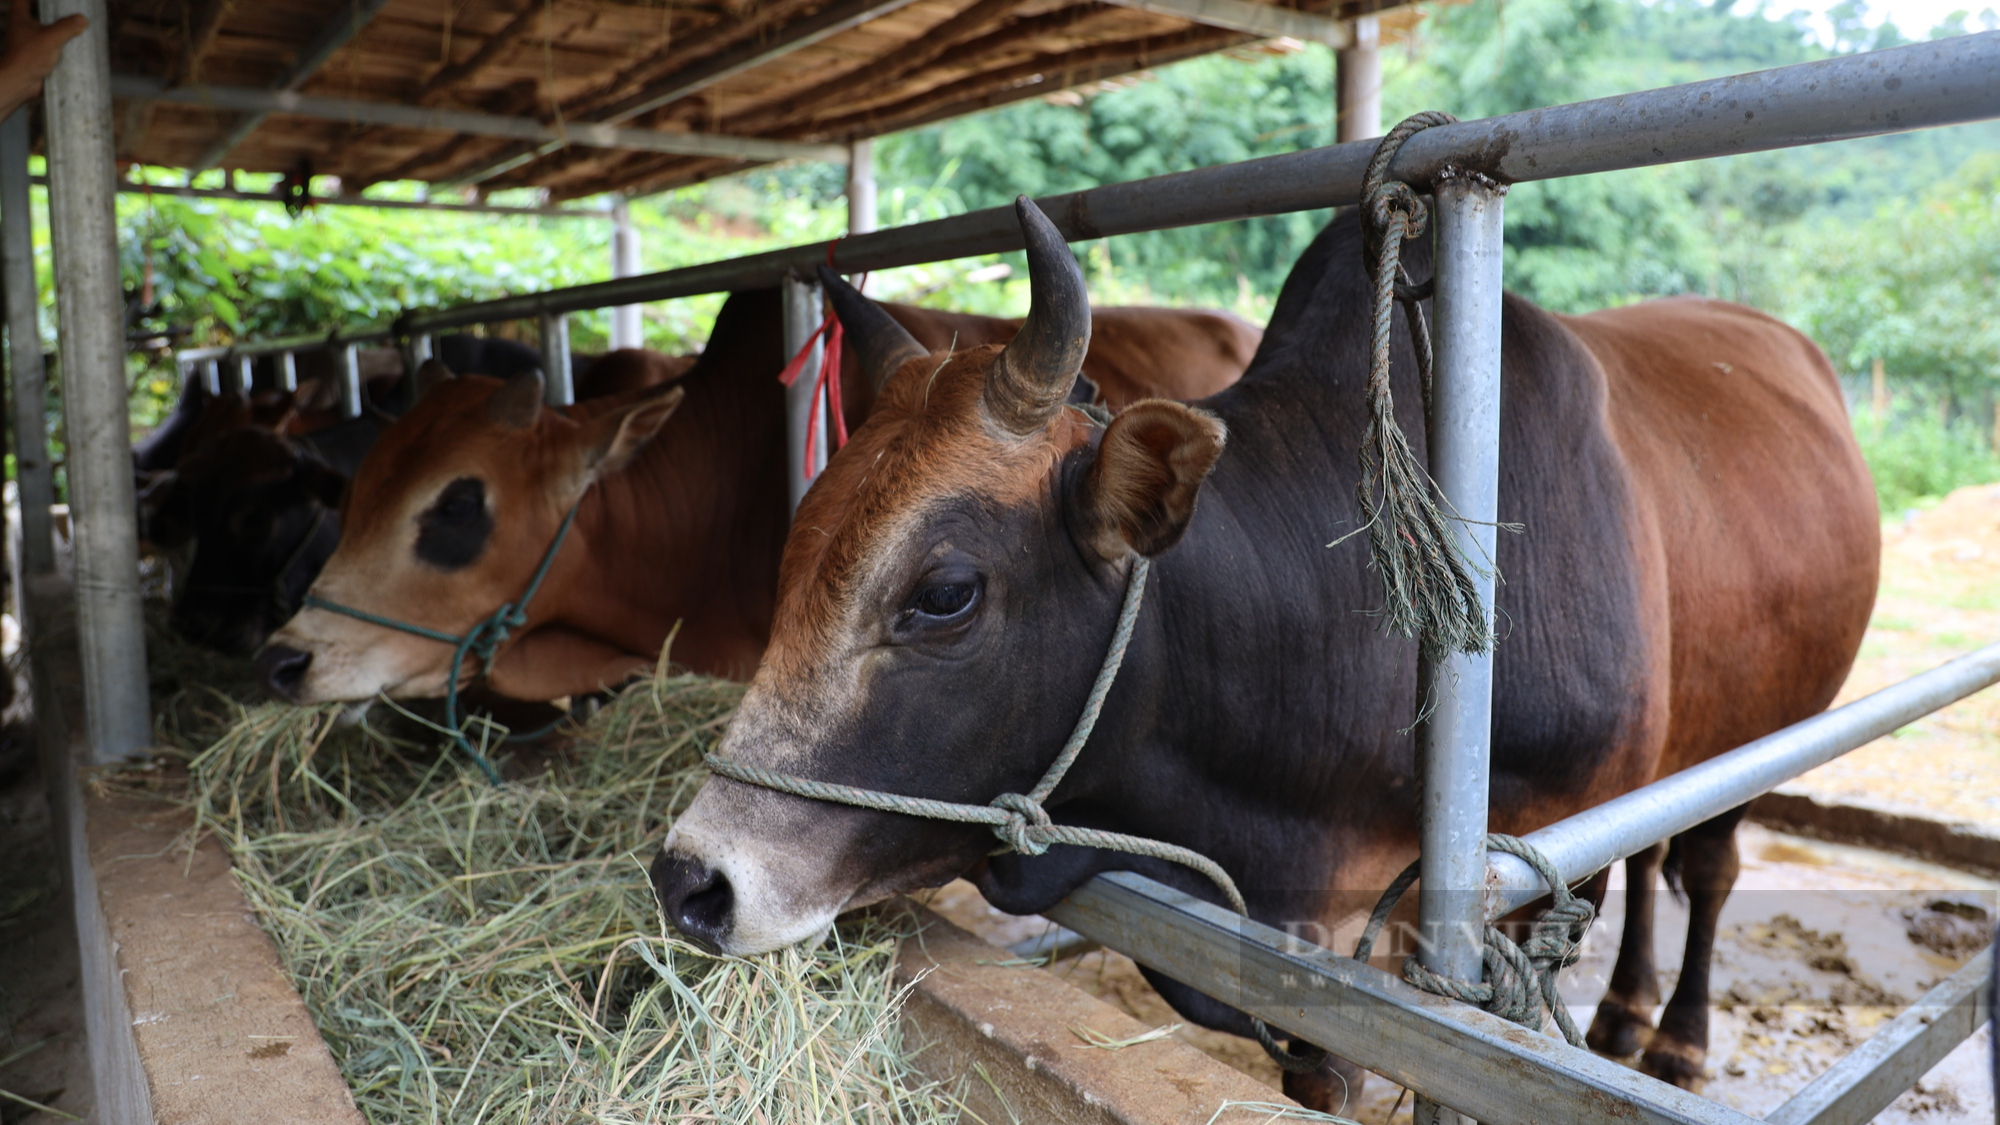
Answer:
top-left (1352, 834), bottom-right (1598, 1046)
top-left (1341, 110), bottom-right (1499, 665)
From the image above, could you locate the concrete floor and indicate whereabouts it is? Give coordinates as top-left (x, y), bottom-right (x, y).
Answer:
top-left (0, 706), bottom-right (93, 1125)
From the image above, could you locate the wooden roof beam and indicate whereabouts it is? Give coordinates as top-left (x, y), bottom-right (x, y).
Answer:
top-left (443, 0), bottom-right (926, 187)
top-left (112, 75), bottom-right (853, 164)
top-left (1094, 0), bottom-right (1353, 46)
top-left (190, 0), bottom-right (396, 172)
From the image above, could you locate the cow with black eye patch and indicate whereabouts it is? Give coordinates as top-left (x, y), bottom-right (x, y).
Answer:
top-left (257, 367), bottom-right (692, 703)
top-left (653, 197), bottom-right (1880, 1110)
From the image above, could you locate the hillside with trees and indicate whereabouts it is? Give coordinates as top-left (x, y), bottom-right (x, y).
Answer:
top-left (77, 0), bottom-right (2000, 507)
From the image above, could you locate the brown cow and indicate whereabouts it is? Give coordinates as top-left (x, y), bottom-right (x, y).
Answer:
top-left (649, 200), bottom-right (1879, 1106)
top-left (255, 296), bottom-right (1262, 703)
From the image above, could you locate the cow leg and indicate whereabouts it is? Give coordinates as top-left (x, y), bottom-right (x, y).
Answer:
top-left (1281, 1042), bottom-right (1365, 1114)
top-left (1586, 842), bottom-right (1666, 1057)
top-left (1640, 806), bottom-right (1747, 1089)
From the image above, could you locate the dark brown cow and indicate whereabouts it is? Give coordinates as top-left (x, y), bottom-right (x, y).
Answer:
top-left (255, 297), bottom-right (1261, 703)
top-left (649, 200), bottom-right (1879, 1106)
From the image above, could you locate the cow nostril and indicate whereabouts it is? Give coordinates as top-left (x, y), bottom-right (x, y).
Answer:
top-left (651, 850), bottom-right (734, 952)
top-left (254, 644), bottom-right (313, 701)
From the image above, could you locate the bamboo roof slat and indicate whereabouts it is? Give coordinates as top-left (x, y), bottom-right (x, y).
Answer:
top-left (97, 0), bottom-right (1423, 198)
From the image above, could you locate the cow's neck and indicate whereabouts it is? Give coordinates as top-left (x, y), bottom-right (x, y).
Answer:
top-left (1001, 221), bottom-right (1432, 926)
top-left (535, 361), bottom-right (787, 685)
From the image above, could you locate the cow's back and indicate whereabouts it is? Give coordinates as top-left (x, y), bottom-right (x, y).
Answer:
top-left (1085, 307), bottom-right (1261, 406)
top-left (1564, 297), bottom-right (1879, 778)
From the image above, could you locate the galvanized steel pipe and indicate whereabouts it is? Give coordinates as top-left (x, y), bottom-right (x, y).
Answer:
top-left (2, 108), bottom-right (54, 576)
top-left (44, 0), bottom-right (152, 760)
top-left (1488, 641), bottom-right (2000, 917)
top-left (781, 275), bottom-right (825, 515)
top-left (1412, 174), bottom-right (1507, 1125)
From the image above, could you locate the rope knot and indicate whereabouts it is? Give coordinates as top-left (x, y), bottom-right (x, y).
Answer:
top-left (1352, 833), bottom-right (1598, 1047)
top-left (988, 792), bottom-right (1053, 855)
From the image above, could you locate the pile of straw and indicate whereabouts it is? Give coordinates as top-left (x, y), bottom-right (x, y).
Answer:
top-left (142, 650), bottom-right (961, 1124)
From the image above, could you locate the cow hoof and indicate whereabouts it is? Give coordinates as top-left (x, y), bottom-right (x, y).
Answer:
top-left (1280, 1047), bottom-right (1365, 1115)
top-left (1586, 999), bottom-right (1654, 1057)
top-left (1639, 1038), bottom-right (1707, 1090)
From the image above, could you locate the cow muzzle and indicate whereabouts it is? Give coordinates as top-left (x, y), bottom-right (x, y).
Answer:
top-left (649, 850), bottom-right (735, 952)
top-left (256, 643), bottom-right (313, 701)
top-left (652, 797), bottom-right (847, 955)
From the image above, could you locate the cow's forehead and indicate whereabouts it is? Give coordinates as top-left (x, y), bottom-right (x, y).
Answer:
top-left (765, 346), bottom-right (1089, 677)
top-left (345, 379), bottom-right (553, 534)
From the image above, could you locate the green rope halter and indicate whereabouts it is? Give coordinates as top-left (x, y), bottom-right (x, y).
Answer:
top-left (302, 498), bottom-right (585, 786)
top-left (705, 556), bottom-right (1322, 1074)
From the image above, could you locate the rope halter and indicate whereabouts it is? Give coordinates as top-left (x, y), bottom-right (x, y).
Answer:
top-left (301, 497), bottom-right (587, 786)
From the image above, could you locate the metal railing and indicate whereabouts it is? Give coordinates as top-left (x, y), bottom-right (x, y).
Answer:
top-left (180, 31), bottom-right (2000, 1123)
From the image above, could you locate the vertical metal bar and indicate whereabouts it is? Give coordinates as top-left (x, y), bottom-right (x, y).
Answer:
top-left (229, 353), bottom-right (253, 397)
top-left (846, 139), bottom-right (877, 235)
top-left (201, 357), bottom-right (220, 395)
top-left (278, 350), bottom-right (297, 392)
top-left (336, 344), bottom-right (363, 419)
top-left (780, 274), bottom-right (824, 515)
top-left (2, 108), bottom-right (54, 576)
top-left (44, 0), bottom-right (152, 761)
top-left (609, 198), bottom-right (642, 350)
top-left (411, 332), bottom-right (433, 364)
top-left (1336, 14), bottom-right (1381, 143)
top-left (538, 311), bottom-right (573, 405)
top-left (1414, 174), bottom-right (1506, 1125)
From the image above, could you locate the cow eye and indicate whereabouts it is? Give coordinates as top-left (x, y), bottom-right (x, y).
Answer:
top-left (433, 479), bottom-right (485, 526)
top-left (416, 477), bottom-right (493, 571)
top-left (906, 571), bottom-right (981, 624)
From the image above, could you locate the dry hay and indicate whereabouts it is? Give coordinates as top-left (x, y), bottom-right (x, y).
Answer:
top-left (136, 640), bottom-right (962, 1124)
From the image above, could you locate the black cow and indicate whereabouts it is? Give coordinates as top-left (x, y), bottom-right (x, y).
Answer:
top-left (650, 200), bottom-right (1880, 1108)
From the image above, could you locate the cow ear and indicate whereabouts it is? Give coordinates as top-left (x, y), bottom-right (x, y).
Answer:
top-left (1074, 401), bottom-right (1225, 559)
top-left (583, 385), bottom-right (685, 476)
top-left (486, 371), bottom-right (546, 430)
top-left (415, 358), bottom-right (457, 400)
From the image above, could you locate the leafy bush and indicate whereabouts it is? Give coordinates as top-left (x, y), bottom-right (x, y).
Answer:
top-left (1852, 402), bottom-right (2000, 515)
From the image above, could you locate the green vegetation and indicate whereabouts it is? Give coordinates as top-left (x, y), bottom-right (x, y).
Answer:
top-left (25, 0), bottom-right (2000, 509)
top-left (1852, 402), bottom-right (2000, 515)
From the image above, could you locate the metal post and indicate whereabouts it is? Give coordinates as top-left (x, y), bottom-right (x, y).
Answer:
top-left (846, 139), bottom-right (877, 235)
top-left (1336, 14), bottom-right (1381, 143)
top-left (781, 273), bottom-right (825, 514)
top-left (336, 344), bottom-right (362, 419)
top-left (610, 198), bottom-right (642, 350)
top-left (1413, 174), bottom-right (1506, 1125)
top-left (538, 311), bottom-right (573, 405)
top-left (44, 0), bottom-right (152, 760)
top-left (278, 350), bottom-right (297, 391)
top-left (229, 353), bottom-right (253, 397)
top-left (201, 357), bottom-right (220, 394)
top-left (2, 108), bottom-right (54, 576)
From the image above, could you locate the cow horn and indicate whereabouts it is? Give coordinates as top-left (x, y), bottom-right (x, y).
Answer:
top-left (486, 370), bottom-right (545, 429)
top-left (817, 265), bottom-right (926, 391)
top-left (988, 196), bottom-right (1090, 435)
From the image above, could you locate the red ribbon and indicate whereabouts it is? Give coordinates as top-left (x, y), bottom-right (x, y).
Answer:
top-left (775, 268), bottom-right (868, 481)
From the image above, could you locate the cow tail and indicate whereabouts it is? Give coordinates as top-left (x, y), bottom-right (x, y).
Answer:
top-left (1662, 834), bottom-right (1687, 905)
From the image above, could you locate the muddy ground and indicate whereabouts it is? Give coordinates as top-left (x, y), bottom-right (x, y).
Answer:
top-left (925, 823), bottom-right (1996, 1122)
top-left (1789, 483), bottom-right (2000, 832)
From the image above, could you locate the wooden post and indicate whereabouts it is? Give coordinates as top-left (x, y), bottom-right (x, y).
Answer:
top-left (1871, 356), bottom-right (1886, 417)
